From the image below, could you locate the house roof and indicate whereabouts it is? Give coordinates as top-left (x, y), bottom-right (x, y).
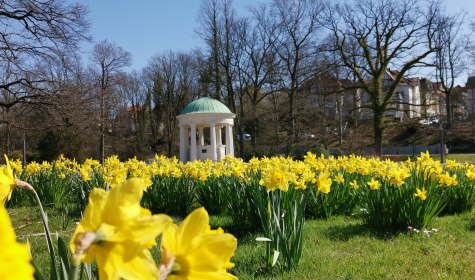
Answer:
top-left (180, 97), bottom-right (232, 115)
top-left (124, 105), bottom-right (144, 112)
top-left (385, 69), bottom-right (420, 86)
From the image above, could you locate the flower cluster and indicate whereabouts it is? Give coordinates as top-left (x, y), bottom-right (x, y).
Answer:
top-left (70, 179), bottom-right (238, 279)
top-left (4, 150), bottom-right (475, 277)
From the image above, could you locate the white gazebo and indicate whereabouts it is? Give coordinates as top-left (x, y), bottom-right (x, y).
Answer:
top-left (176, 97), bottom-right (236, 162)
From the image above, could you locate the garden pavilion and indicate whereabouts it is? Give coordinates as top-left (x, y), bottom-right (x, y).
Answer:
top-left (176, 97), bottom-right (236, 162)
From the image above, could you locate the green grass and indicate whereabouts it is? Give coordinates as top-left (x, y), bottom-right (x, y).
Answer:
top-left (233, 213), bottom-right (475, 279)
top-left (400, 154), bottom-right (475, 164)
top-left (439, 154), bottom-right (475, 163)
top-left (8, 206), bottom-right (77, 277)
top-left (7, 207), bottom-right (475, 279)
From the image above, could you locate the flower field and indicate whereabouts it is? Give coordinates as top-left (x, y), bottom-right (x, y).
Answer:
top-left (2, 152), bottom-right (475, 279)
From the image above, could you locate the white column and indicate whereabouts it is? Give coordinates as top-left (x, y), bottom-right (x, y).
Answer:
top-left (179, 124), bottom-right (187, 162)
top-left (190, 123), bottom-right (197, 161)
top-left (216, 125), bottom-right (222, 146)
top-left (198, 127), bottom-right (204, 146)
top-left (210, 123), bottom-right (217, 161)
top-left (225, 124), bottom-right (234, 157)
top-left (184, 125), bottom-right (189, 162)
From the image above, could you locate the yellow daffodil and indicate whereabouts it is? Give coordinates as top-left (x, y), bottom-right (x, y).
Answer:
top-left (0, 204), bottom-right (35, 279)
top-left (25, 161), bottom-right (41, 174)
top-left (0, 155), bottom-right (17, 204)
top-left (417, 151), bottom-right (432, 163)
top-left (466, 168), bottom-right (475, 181)
top-left (445, 159), bottom-right (459, 170)
top-left (414, 188), bottom-right (427, 201)
top-left (367, 178), bottom-right (381, 190)
top-left (79, 166), bottom-right (92, 181)
top-left (70, 178), bottom-right (172, 280)
top-left (8, 158), bottom-right (23, 174)
top-left (40, 161), bottom-right (52, 171)
top-left (350, 179), bottom-right (359, 189)
top-left (437, 172), bottom-right (458, 187)
top-left (259, 169), bottom-right (290, 192)
top-left (388, 167), bottom-right (410, 187)
top-left (334, 173), bottom-right (345, 184)
top-left (316, 172), bottom-right (332, 194)
top-left (160, 207), bottom-right (238, 280)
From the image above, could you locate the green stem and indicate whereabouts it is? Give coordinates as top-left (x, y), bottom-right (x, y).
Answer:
top-left (68, 256), bottom-right (81, 280)
top-left (33, 189), bottom-right (59, 280)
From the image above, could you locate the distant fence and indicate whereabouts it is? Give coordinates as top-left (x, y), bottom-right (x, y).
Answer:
top-left (363, 144), bottom-right (448, 156)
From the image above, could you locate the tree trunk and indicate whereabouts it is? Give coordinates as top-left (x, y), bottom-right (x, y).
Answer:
top-left (287, 90), bottom-right (295, 153)
top-left (373, 109), bottom-right (384, 157)
top-left (251, 100), bottom-right (257, 149)
top-left (445, 93), bottom-right (452, 129)
top-left (238, 102), bottom-right (245, 158)
top-left (100, 89), bottom-right (105, 163)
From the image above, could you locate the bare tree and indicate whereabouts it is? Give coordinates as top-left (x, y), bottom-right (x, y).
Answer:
top-left (90, 40), bottom-right (131, 162)
top-left (271, 0), bottom-right (325, 151)
top-left (147, 52), bottom-right (197, 156)
top-left (115, 71), bottom-right (151, 157)
top-left (219, 0), bottom-right (246, 120)
top-left (434, 8), bottom-right (467, 129)
top-left (237, 4), bottom-right (279, 152)
top-left (0, 0), bottom-right (89, 157)
top-left (197, 0), bottom-right (223, 100)
top-left (2, 53), bottom-right (97, 161)
top-left (0, 0), bottom-right (89, 108)
top-left (324, 0), bottom-right (440, 156)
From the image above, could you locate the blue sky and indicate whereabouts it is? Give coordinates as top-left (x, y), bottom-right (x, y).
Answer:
top-left (79, 0), bottom-right (257, 71)
top-left (79, 0), bottom-right (474, 84)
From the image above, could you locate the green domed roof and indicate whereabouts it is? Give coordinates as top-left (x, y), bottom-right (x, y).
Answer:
top-left (180, 97), bottom-right (232, 115)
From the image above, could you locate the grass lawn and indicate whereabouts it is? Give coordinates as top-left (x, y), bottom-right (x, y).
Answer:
top-left (386, 154), bottom-right (475, 164)
top-left (442, 154), bottom-right (475, 163)
top-left (7, 206), bottom-right (475, 279)
top-left (231, 212), bottom-right (475, 279)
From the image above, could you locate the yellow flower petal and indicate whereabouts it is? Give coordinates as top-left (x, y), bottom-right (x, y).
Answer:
top-left (175, 208), bottom-right (209, 255)
top-left (0, 155), bottom-right (16, 204)
top-left (81, 188), bottom-right (108, 230)
top-left (102, 178), bottom-right (144, 226)
top-left (0, 205), bottom-right (35, 279)
top-left (161, 207), bottom-right (237, 280)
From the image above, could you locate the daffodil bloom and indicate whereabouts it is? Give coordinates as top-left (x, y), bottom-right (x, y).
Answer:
top-left (0, 155), bottom-right (17, 204)
top-left (367, 178), bottom-right (381, 190)
top-left (350, 179), bottom-right (359, 189)
top-left (79, 166), bottom-right (92, 181)
top-left (445, 159), bottom-right (459, 170)
top-left (316, 172), bottom-right (332, 194)
top-left (437, 172), bottom-right (458, 187)
top-left (259, 169), bottom-right (290, 192)
top-left (8, 158), bottom-right (23, 174)
top-left (70, 178), bottom-right (172, 280)
top-left (388, 167), bottom-right (410, 186)
top-left (0, 204), bottom-right (35, 279)
top-left (160, 207), bottom-right (238, 280)
top-left (25, 161), bottom-right (41, 174)
top-left (466, 168), bottom-right (475, 181)
top-left (334, 173), bottom-right (345, 184)
top-left (417, 151), bottom-right (432, 163)
top-left (414, 188), bottom-right (427, 201)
